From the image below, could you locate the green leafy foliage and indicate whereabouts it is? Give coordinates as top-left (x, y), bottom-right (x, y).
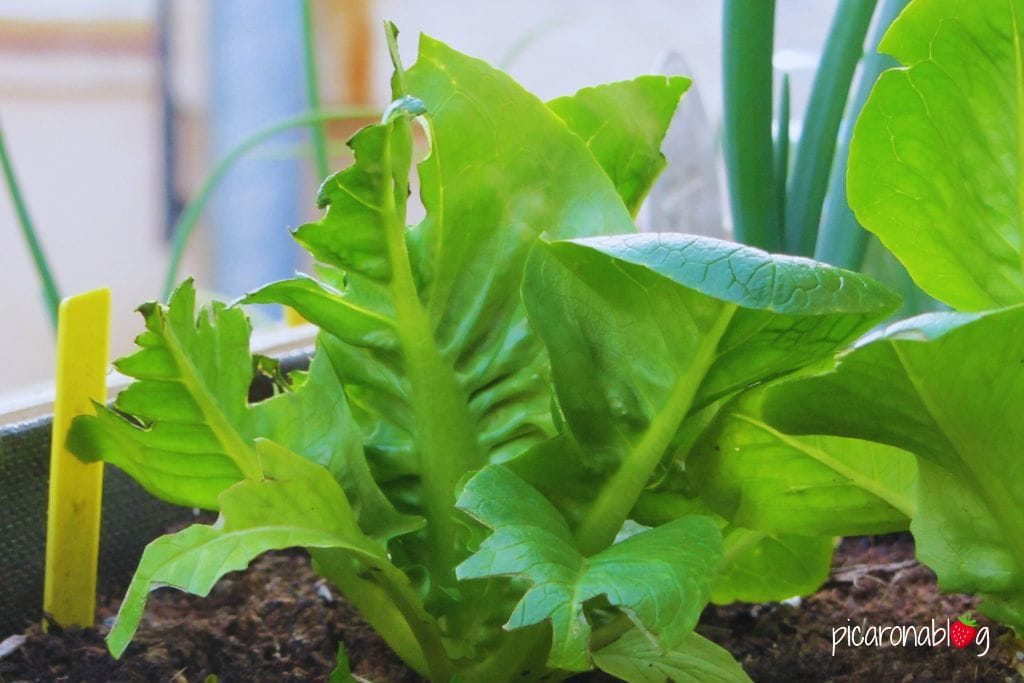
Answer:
top-left (712, 529), bottom-right (833, 605)
top-left (456, 466), bottom-right (721, 672)
top-left (67, 25), bottom-right (929, 682)
top-left (764, 308), bottom-right (1024, 632)
top-left (592, 628), bottom-right (752, 683)
top-left (244, 41), bottom-right (683, 609)
top-left (517, 234), bottom-right (899, 554)
top-left (848, 0), bottom-right (1024, 310)
top-left (68, 281), bottom-right (254, 508)
top-left (547, 76), bottom-right (691, 215)
top-left (107, 439), bottom-right (385, 657)
top-left (687, 387), bottom-right (917, 537)
top-left (752, 0), bottom-right (1024, 640)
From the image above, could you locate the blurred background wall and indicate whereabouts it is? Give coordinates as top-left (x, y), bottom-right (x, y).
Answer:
top-left (0, 0), bottom-right (840, 401)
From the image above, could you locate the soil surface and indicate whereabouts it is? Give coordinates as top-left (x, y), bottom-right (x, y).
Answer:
top-left (1, 535), bottom-right (1021, 682)
top-left (696, 534), bottom-right (1022, 683)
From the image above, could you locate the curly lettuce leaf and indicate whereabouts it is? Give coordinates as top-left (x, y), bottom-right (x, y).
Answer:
top-left (68, 280), bottom-right (257, 508)
top-left (455, 465), bottom-right (721, 672)
top-left (107, 440), bottom-right (431, 662)
top-left (67, 281), bottom-right (416, 543)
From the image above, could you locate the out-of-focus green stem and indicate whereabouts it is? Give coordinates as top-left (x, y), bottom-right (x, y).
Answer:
top-left (784, 0), bottom-right (878, 257)
top-left (815, 0), bottom-right (910, 268)
top-left (163, 107), bottom-right (376, 300)
top-left (774, 74), bottom-right (791, 236)
top-left (722, 0), bottom-right (781, 251)
top-left (497, 15), bottom-right (573, 70)
top-left (0, 118), bottom-right (61, 328)
top-left (301, 0), bottom-right (331, 182)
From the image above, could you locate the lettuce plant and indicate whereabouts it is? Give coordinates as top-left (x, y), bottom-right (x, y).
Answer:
top-left (68, 26), bottom-right (908, 681)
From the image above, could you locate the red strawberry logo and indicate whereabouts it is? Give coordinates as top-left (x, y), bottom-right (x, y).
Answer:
top-left (950, 612), bottom-right (978, 649)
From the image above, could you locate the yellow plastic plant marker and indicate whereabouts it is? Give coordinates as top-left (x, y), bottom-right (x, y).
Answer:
top-left (284, 306), bottom-right (306, 326)
top-left (44, 288), bottom-right (110, 627)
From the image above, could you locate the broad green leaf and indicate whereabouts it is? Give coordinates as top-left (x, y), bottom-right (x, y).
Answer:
top-left (246, 35), bottom-right (684, 608)
top-left (548, 76), bottom-right (691, 215)
top-left (520, 234), bottom-right (899, 553)
top-left (631, 491), bottom-right (836, 604)
top-left (456, 466), bottom-right (721, 672)
top-left (687, 386), bottom-right (917, 537)
top-left (712, 528), bottom-right (833, 605)
top-left (847, 0), bottom-right (1024, 310)
top-left (763, 306), bottom-right (1024, 631)
top-left (592, 628), bottom-right (750, 683)
top-left (108, 440), bottom-right (395, 657)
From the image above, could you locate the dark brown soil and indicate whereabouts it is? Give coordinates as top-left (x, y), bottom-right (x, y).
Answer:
top-left (0, 549), bottom-right (416, 683)
top-left (696, 535), bottom-right (1023, 682)
top-left (1, 536), bottom-right (1021, 682)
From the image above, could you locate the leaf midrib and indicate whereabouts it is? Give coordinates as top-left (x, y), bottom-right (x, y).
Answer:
top-left (734, 413), bottom-right (916, 518)
top-left (161, 318), bottom-right (262, 481)
top-left (378, 116), bottom-right (483, 591)
top-left (574, 304), bottom-right (738, 556)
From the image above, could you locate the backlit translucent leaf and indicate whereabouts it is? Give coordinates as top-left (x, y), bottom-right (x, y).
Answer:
top-left (548, 76), bottom-right (691, 215)
top-left (848, 0), bottom-right (1024, 309)
top-left (592, 627), bottom-right (750, 683)
top-left (711, 528), bottom-right (832, 605)
top-left (688, 386), bottom-right (917, 537)
top-left (764, 307), bottom-right (1024, 631)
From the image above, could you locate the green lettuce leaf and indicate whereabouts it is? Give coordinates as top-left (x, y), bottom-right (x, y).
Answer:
top-left (246, 349), bottom-right (421, 543)
top-left (455, 465), bottom-right (721, 672)
top-left (688, 386), bottom-right (917, 537)
top-left (711, 528), bottom-right (832, 605)
top-left (519, 234), bottom-right (899, 554)
top-left (68, 281), bottom-right (416, 543)
top-left (764, 307), bottom-right (1024, 631)
top-left (548, 76), bottom-right (691, 215)
top-left (68, 281), bottom-right (258, 508)
top-left (847, 0), bottom-right (1024, 310)
top-left (107, 440), bottom-right (434, 663)
top-left (592, 627), bottom-right (751, 683)
top-left (244, 35), bottom-right (688, 608)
